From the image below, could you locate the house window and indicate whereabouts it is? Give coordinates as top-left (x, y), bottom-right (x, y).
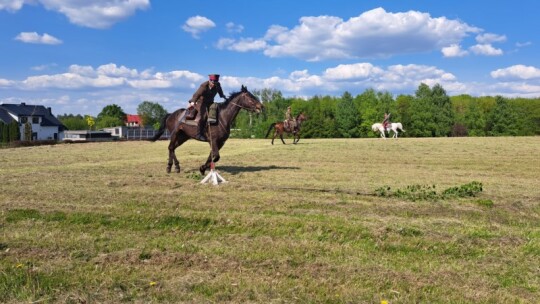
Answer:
top-left (32, 117), bottom-right (40, 124)
top-left (20, 117), bottom-right (28, 123)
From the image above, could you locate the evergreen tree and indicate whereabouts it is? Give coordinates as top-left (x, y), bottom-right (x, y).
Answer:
top-left (0, 122), bottom-right (4, 143)
top-left (335, 92), bottom-right (359, 137)
top-left (431, 84), bottom-right (454, 136)
top-left (9, 120), bottom-right (20, 142)
top-left (487, 96), bottom-right (519, 136)
top-left (23, 122), bottom-right (32, 141)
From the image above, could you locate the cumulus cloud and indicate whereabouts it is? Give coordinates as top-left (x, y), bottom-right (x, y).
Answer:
top-left (441, 44), bottom-right (468, 57)
top-left (3, 61), bottom-right (540, 115)
top-left (491, 65), bottom-right (540, 80)
top-left (15, 32), bottom-right (62, 45)
top-left (182, 15), bottom-right (216, 38)
top-left (1, 0), bottom-right (150, 29)
top-left (470, 44), bottom-right (503, 56)
top-left (220, 7), bottom-right (480, 61)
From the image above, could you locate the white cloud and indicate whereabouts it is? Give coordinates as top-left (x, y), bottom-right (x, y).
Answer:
top-left (441, 44), bottom-right (468, 57)
top-left (223, 7), bottom-right (480, 61)
top-left (516, 41), bottom-right (532, 48)
top-left (15, 32), bottom-right (62, 45)
top-left (476, 33), bottom-right (506, 44)
top-left (226, 22), bottom-right (244, 33)
top-left (216, 37), bottom-right (267, 52)
top-left (182, 15), bottom-right (216, 39)
top-left (3, 62), bottom-right (540, 116)
top-left (0, 0), bottom-right (25, 12)
top-left (1, 0), bottom-right (150, 29)
top-left (470, 44), bottom-right (503, 56)
top-left (491, 65), bottom-right (540, 80)
top-left (323, 63), bottom-right (384, 80)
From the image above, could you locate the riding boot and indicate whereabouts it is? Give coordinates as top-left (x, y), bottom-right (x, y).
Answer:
top-left (196, 120), bottom-right (207, 141)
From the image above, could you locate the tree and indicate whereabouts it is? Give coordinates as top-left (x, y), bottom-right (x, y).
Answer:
top-left (1, 122), bottom-right (8, 143)
top-left (96, 116), bottom-right (124, 129)
top-left (23, 122), bottom-right (32, 141)
top-left (0, 122), bottom-right (4, 143)
top-left (335, 91), bottom-right (359, 137)
top-left (431, 84), bottom-right (454, 136)
top-left (464, 101), bottom-right (486, 136)
top-left (487, 96), bottom-right (519, 136)
top-left (85, 115), bottom-right (95, 130)
top-left (137, 101), bottom-right (167, 128)
top-left (58, 114), bottom-right (87, 130)
top-left (9, 120), bottom-right (20, 142)
top-left (97, 104), bottom-right (126, 123)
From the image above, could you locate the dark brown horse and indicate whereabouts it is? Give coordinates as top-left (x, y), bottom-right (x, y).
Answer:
top-left (265, 112), bottom-right (307, 145)
top-left (151, 85), bottom-right (263, 174)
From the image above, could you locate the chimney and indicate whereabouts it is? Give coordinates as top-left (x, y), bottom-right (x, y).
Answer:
top-left (47, 107), bottom-right (52, 115)
top-left (21, 102), bottom-right (26, 106)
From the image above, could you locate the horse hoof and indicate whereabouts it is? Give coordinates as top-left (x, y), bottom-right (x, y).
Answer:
top-left (166, 167), bottom-right (171, 173)
top-left (199, 166), bottom-right (206, 175)
top-left (175, 168), bottom-right (180, 173)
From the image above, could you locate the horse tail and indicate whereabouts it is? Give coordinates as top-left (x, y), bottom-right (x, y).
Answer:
top-left (265, 123), bottom-right (276, 138)
top-left (149, 113), bottom-right (170, 142)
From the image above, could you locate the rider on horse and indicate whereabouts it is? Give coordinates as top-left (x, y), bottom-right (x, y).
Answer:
top-left (382, 112), bottom-right (391, 130)
top-left (284, 106), bottom-right (297, 132)
top-left (187, 74), bottom-right (227, 141)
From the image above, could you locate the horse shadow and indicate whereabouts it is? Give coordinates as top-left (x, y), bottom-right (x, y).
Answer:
top-left (211, 165), bottom-right (300, 175)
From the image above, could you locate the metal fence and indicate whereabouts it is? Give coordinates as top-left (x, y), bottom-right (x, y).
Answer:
top-left (125, 128), bottom-right (170, 140)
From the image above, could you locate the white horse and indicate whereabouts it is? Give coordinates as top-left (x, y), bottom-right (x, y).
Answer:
top-left (372, 122), bottom-right (405, 139)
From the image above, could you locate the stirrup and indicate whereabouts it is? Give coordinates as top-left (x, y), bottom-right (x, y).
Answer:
top-left (195, 134), bottom-right (207, 141)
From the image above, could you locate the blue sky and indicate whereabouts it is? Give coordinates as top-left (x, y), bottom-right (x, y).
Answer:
top-left (1, 0), bottom-right (539, 116)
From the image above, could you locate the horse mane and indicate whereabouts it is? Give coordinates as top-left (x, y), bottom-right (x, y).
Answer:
top-left (217, 87), bottom-right (259, 110)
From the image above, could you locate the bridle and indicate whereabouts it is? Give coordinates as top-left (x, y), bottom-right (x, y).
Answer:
top-left (230, 92), bottom-right (259, 111)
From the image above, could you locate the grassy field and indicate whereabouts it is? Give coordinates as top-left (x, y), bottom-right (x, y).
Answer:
top-left (1, 137), bottom-right (539, 303)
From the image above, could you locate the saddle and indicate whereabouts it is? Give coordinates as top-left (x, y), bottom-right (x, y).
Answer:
top-left (180, 103), bottom-right (219, 126)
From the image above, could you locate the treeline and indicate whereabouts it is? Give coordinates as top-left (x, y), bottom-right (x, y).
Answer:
top-left (232, 83), bottom-right (540, 138)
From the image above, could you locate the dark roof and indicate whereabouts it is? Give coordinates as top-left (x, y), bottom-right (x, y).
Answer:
top-left (0, 103), bottom-right (66, 129)
top-left (0, 108), bottom-right (15, 124)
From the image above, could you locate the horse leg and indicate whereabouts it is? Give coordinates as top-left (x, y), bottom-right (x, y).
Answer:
top-left (199, 140), bottom-right (223, 175)
top-left (280, 133), bottom-right (286, 144)
top-left (167, 132), bottom-right (189, 173)
top-left (271, 130), bottom-right (277, 145)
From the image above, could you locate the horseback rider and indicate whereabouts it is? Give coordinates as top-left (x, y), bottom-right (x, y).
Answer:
top-left (382, 112), bottom-right (391, 130)
top-left (284, 106), bottom-right (296, 132)
top-left (188, 74), bottom-right (227, 141)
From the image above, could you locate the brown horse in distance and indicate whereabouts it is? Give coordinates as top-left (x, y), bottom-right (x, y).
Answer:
top-left (151, 85), bottom-right (263, 175)
top-left (265, 112), bottom-right (307, 145)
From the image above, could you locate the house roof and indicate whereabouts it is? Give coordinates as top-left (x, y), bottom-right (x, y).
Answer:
top-left (0, 108), bottom-right (15, 124)
top-left (126, 114), bottom-right (142, 124)
top-left (0, 103), bottom-right (66, 129)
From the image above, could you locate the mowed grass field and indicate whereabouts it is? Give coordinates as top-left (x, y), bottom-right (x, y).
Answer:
top-left (1, 136), bottom-right (539, 303)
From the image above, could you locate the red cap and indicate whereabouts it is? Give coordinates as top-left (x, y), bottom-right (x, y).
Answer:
top-left (209, 74), bottom-right (220, 82)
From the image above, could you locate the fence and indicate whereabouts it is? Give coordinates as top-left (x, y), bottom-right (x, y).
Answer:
top-left (125, 128), bottom-right (171, 140)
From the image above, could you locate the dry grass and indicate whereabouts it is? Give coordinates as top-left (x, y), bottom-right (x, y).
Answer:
top-left (1, 137), bottom-right (539, 303)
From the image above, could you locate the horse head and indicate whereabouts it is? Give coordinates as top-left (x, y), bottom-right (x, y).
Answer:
top-left (231, 85), bottom-right (263, 113)
top-left (297, 112), bottom-right (307, 122)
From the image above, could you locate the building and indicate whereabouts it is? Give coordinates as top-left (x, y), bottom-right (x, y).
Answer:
top-left (125, 114), bottom-right (142, 127)
top-left (0, 103), bottom-right (66, 141)
top-left (63, 130), bottom-right (115, 142)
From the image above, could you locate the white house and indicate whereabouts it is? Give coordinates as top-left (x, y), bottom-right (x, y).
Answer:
top-left (0, 103), bottom-right (66, 141)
